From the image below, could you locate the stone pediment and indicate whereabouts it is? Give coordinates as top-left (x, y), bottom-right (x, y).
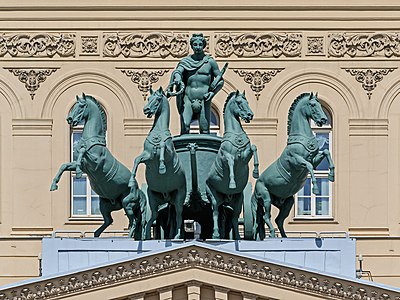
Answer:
top-left (0, 241), bottom-right (399, 300)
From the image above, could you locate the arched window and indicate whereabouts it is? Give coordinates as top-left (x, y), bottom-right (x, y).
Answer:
top-left (295, 106), bottom-right (333, 218)
top-left (70, 119), bottom-right (102, 218)
top-left (190, 106), bottom-right (221, 135)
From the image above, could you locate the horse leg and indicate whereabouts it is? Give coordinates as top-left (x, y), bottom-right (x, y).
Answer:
top-left (173, 187), bottom-right (185, 239)
top-left (122, 193), bottom-right (138, 239)
top-left (275, 196), bottom-right (294, 238)
top-left (159, 141), bottom-right (166, 174)
top-left (207, 184), bottom-right (222, 239)
top-left (293, 153), bottom-right (320, 195)
top-left (129, 151), bottom-right (151, 188)
top-left (144, 190), bottom-right (161, 240)
top-left (254, 182), bottom-right (275, 238)
top-left (231, 193), bottom-right (243, 240)
top-left (225, 153), bottom-right (236, 189)
top-left (75, 147), bottom-right (86, 179)
top-left (251, 144), bottom-right (259, 179)
top-left (312, 149), bottom-right (335, 182)
top-left (95, 197), bottom-right (119, 237)
top-left (50, 162), bottom-right (76, 191)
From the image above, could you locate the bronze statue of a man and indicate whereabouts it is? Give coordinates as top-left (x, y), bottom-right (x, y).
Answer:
top-left (168, 33), bottom-right (227, 134)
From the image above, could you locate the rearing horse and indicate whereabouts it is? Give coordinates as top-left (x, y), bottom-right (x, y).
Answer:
top-left (50, 93), bottom-right (146, 238)
top-left (252, 92), bottom-right (335, 239)
top-left (206, 91), bottom-right (259, 239)
top-left (127, 87), bottom-right (186, 239)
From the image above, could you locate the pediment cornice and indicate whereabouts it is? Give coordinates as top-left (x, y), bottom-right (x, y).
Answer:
top-left (0, 243), bottom-right (399, 299)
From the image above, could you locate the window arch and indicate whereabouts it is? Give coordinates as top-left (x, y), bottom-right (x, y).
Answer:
top-left (295, 106), bottom-right (333, 218)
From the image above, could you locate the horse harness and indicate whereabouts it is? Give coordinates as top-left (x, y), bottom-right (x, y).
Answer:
top-left (223, 131), bottom-right (250, 158)
top-left (287, 134), bottom-right (319, 161)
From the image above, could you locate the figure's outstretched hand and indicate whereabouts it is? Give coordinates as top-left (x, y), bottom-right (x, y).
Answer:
top-left (167, 81), bottom-right (185, 97)
top-left (203, 91), bottom-right (215, 102)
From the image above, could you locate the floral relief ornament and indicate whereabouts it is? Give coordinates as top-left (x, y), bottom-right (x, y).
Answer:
top-left (233, 69), bottom-right (283, 100)
top-left (120, 69), bottom-right (169, 100)
top-left (81, 36), bottom-right (98, 54)
top-left (0, 33), bottom-right (75, 57)
top-left (344, 68), bottom-right (395, 99)
top-left (6, 68), bottom-right (58, 100)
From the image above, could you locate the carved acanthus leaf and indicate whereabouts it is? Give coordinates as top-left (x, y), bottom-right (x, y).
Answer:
top-left (103, 33), bottom-right (189, 58)
top-left (215, 33), bottom-right (302, 58)
top-left (6, 68), bottom-right (58, 100)
top-left (120, 69), bottom-right (170, 100)
top-left (0, 246), bottom-right (398, 300)
top-left (329, 33), bottom-right (400, 57)
top-left (233, 69), bottom-right (283, 100)
top-left (0, 33), bottom-right (75, 57)
top-left (344, 68), bottom-right (395, 99)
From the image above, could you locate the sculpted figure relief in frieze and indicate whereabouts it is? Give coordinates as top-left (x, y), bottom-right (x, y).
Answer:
top-left (103, 32), bottom-right (189, 58)
top-left (214, 33), bottom-right (302, 58)
top-left (0, 33), bottom-right (75, 57)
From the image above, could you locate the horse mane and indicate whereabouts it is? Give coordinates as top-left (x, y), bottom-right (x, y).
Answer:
top-left (84, 94), bottom-right (107, 132)
top-left (223, 91), bottom-right (238, 115)
top-left (287, 92), bottom-right (311, 135)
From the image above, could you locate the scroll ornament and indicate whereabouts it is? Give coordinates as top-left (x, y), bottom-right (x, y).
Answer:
top-left (215, 33), bottom-right (302, 58)
top-left (0, 33), bottom-right (75, 57)
top-left (103, 33), bottom-right (189, 58)
top-left (329, 33), bottom-right (400, 57)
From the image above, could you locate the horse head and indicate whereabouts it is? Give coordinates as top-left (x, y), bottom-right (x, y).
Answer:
top-left (67, 93), bottom-right (88, 127)
top-left (144, 87), bottom-right (167, 118)
top-left (307, 92), bottom-right (327, 127)
top-left (226, 90), bottom-right (254, 123)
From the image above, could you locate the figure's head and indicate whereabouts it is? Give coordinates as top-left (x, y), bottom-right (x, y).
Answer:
top-left (307, 92), bottom-right (327, 126)
top-left (144, 86), bottom-right (166, 118)
top-left (190, 33), bottom-right (206, 54)
top-left (67, 93), bottom-right (88, 127)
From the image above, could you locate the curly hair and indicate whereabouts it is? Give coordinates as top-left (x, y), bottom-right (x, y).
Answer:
top-left (190, 33), bottom-right (207, 48)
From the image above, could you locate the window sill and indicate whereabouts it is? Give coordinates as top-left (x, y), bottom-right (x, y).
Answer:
top-left (289, 217), bottom-right (338, 224)
top-left (65, 217), bottom-right (104, 225)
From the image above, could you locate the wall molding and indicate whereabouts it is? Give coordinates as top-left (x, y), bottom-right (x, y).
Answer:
top-left (12, 119), bottom-right (53, 136)
top-left (348, 119), bottom-right (389, 136)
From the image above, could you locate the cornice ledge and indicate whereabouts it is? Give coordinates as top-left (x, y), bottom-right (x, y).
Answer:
top-left (349, 118), bottom-right (389, 136)
top-left (12, 118), bottom-right (53, 136)
top-left (0, 244), bottom-right (399, 300)
top-left (124, 118), bottom-right (154, 136)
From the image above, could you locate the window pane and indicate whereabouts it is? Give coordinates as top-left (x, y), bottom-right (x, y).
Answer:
top-left (91, 196), bottom-right (101, 215)
top-left (73, 177), bottom-right (87, 196)
top-left (297, 197), bottom-right (311, 215)
top-left (316, 197), bottom-right (330, 215)
top-left (317, 178), bottom-right (329, 196)
top-left (298, 178), bottom-right (311, 196)
top-left (210, 110), bottom-right (219, 126)
top-left (73, 197), bottom-right (87, 215)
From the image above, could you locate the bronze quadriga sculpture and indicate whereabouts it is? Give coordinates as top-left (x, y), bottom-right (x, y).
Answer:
top-left (252, 93), bottom-right (335, 239)
top-left (50, 93), bottom-right (146, 239)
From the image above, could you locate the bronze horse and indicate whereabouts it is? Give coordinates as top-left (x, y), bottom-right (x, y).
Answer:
top-left (50, 93), bottom-right (146, 238)
top-left (206, 91), bottom-right (259, 239)
top-left (252, 92), bottom-right (334, 239)
top-left (127, 87), bottom-right (186, 239)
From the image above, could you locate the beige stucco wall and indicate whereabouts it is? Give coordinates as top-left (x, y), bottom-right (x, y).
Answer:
top-left (1, 0), bottom-right (400, 288)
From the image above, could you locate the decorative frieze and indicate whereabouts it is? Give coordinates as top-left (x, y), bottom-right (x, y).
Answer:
top-left (6, 68), bottom-right (58, 100)
top-left (120, 69), bottom-right (169, 100)
top-left (0, 246), bottom-right (398, 300)
top-left (344, 68), bottom-right (395, 99)
top-left (307, 36), bottom-right (324, 55)
top-left (214, 33), bottom-right (302, 58)
top-left (329, 33), bottom-right (400, 57)
top-left (103, 33), bottom-right (189, 58)
top-left (0, 33), bottom-right (75, 58)
top-left (233, 69), bottom-right (283, 100)
top-left (81, 36), bottom-right (99, 55)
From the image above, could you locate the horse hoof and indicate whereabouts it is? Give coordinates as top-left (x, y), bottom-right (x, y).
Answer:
top-left (76, 172), bottom-right (83, 179)
top-left (229, 182), bottom-right (236, 189)
top-left (50, 184), bottom-right (58, 191)
top-left (312, 187), bottom-right (320, 195)
top-left (253, 170), bottom-right (259, 179)
top-left (212, 233), bottom-right (220, 239)
top-left (329, 174), bottom-right (335, 182)
top-left (159, 165), bottom-right (166, 174)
